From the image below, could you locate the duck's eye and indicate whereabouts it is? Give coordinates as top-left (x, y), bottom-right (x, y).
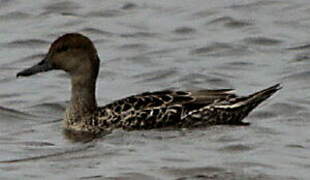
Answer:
top-left (57, 46), bottom-right (69, 53)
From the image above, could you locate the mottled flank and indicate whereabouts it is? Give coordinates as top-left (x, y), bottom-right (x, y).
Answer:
top-left (17, 33), bottom-right (281, 134)
top-left (82, 84), bottom-right (281, 134)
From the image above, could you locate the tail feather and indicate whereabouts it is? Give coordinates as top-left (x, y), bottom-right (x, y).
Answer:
top-left (241, 83), bottom-right (282, 108)
top-left (182, 84), bottom-right (281, 126)
top-left (213, 84), bottom-right (281, 109)
top-left (210, 84), bottom-right (281, 125)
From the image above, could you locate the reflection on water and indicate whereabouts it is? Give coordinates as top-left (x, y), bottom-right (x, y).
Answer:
top-left (0, 0), bottom-right (310, 179)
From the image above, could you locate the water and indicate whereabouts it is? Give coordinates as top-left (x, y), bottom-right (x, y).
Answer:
top-left (0, 0), bottom-right (310, 179)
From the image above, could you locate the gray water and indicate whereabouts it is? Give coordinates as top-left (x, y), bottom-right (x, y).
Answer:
top-left (0, 0), bottom-right (309, 179)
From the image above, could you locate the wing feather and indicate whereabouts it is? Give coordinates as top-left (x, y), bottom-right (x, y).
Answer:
top-left (100, 89), bottom-right (237, 117)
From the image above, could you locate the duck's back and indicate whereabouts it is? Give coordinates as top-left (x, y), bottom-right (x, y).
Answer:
top-left (91, 84), bottom-right (280, 131)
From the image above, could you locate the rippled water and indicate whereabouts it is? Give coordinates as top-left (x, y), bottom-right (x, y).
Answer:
top-left (0, 0), bottom-right (310, 179)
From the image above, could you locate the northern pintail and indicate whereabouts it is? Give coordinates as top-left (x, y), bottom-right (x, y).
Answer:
top-left (17, 33), bottom-right (281, 134)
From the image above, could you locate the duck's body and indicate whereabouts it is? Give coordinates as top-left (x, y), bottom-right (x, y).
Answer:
top-left (17, 33), bottom-right (281, 134)
top-left (66, 86), bottom-right (280, 134)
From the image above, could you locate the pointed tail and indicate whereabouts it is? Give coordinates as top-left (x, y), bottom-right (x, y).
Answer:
top-left (242, 83), bottom-right (282, 108)
top-left (215, 83), bottom-right (282, 109)
top-left (211, 84), bottom-right (282, 125)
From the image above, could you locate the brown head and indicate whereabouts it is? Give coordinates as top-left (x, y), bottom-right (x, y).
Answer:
top-left (17, 33), bottom-right (100, 79)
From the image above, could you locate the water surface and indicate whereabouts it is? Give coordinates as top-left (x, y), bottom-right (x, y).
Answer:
top-left (0, 0), bottom-right (310, 179)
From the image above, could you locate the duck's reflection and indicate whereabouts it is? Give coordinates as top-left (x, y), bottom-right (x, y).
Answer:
top-left (63, 129), bottom-right (109, 142)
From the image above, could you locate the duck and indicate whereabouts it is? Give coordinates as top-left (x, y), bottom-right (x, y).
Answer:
top-left (16, 33), bottom-right (281, 134)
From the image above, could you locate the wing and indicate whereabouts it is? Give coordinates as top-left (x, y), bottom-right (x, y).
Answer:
top-left (94, 89), bottom-right (238, 130)
top-left (99, 89), bottom-right (237, 115)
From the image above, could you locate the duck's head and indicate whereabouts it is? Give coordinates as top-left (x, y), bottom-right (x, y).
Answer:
top-left (17, 33), bottom-right (100, 78)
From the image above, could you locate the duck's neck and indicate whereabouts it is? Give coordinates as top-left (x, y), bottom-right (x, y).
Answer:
top-left (65, 74), bottom-right (97, 126)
